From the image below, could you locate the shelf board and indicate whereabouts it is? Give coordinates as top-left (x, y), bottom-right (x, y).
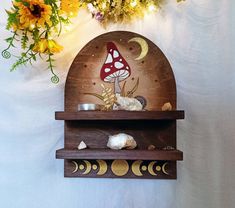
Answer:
top-left (56, 148), bottom-right (183, 161)
top-left (55, 111), bottom-right (184, 121)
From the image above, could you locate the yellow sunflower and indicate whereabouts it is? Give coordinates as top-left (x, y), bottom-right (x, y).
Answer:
top-left (14, 0), bottom-right (52, 29)
top-left (33, 38), bottom-right (63, 54)
top-left (60, 0), bottom-right (80, 17)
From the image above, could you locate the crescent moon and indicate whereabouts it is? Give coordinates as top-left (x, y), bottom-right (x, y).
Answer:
top-left (131, 160), bottom-right (143, 176)
top-left (72, 161), bottom-right (78, 173)
top-left (82, 160), bottom-right (92, 175)
top-left (148, 161), bottom-right (157, 176)
top-left (162, 162), bottom-right (170, 175)
top-left (128, 37), bottom-right (149, 60)
top-left (96, 160), bottom-right (108, 175)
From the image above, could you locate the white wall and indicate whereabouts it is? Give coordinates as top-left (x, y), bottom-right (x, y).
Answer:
top-left (0, 1), bottom-right (235, 207)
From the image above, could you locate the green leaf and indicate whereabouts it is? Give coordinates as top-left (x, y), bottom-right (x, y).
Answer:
top-left (5, 37), bottom-right (13, 43)
top-left (21, 52), bottom-right (27, 57)
top-left (21, 33), bottom-right (29, 49)
top-left (6, 10), bottom-right (18, 30)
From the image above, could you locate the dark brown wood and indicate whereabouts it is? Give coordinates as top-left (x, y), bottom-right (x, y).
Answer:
top-left (55, 110), bottom-right (184, 120)
top-left (64, 160), bottom-right (177, 179)
top-left (64, 120), bottom-right (176, 150)
top-left (55, 31), bottom-right (184, 179)
top-left (56, 149), bottom-right (183, 160)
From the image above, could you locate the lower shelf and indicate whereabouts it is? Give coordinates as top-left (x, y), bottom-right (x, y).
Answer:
top-left (56, 149), bottom-right (183, 179)
top-left (56, 148), bottom-right (183, 161)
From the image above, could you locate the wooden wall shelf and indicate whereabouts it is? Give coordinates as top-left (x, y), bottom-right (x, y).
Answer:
top-left (55, 31), bottom-right (184, 179)
top-left (56, 149), bottom-right (183, 161)
top-left (55, 111), bottom-right (185, 121)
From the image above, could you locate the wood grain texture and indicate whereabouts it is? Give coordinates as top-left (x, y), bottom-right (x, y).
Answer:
top-left (64, 31), bottom-right (176, 112)
top-left (55, 31), bottom-right (184, 179)
top-left (64, 120), bottom-right (176, 149)
top-left (56, 149), bottom-right (183, 160)
top-left (64, 160), bottom-right (177, 179)
top-left (55, 111), bottom-right (184, 120)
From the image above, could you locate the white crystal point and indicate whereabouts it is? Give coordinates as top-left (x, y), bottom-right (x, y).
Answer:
top-left (107, 133), bottom-right (137, 150)
top-left (78, 141), bottom-right (87, 150)
top-left (115, 94), bottom-right (143, 111)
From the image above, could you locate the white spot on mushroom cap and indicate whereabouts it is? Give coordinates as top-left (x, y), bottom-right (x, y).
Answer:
top-left (114, 61), bottom-right (124, 69)
top-left (105, 68), bottom-right (111, 73)
top-left (113, 50), bottom-right (119, 58)
top-left (105, 53), bottom-right (113, 64)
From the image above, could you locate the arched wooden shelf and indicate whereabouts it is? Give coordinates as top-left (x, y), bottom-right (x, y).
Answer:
top-left (55, 31), bottom-right (184, 179)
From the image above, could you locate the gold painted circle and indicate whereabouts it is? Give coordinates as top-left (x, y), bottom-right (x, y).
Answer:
top-left (156, 166), bottom-right (161, 171)
top-left (79, 164), bottom-right (85, 170)
top-left (141, 165), bottom-right (147, 171)
top-left (92, 164), bottom-right (98, 170)
top-left (111, 160), bottom-right (129, 176)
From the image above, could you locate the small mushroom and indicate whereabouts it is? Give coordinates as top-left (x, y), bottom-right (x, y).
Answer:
top-left (100, 42), bottom-right (131, 94)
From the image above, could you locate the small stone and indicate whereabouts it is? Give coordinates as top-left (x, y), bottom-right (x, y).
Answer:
top-left (115, 94), bottom-right (143, 111)
top-left (148, 145), bottom-right (156, 150)
top-left (107, 133), bottom-right (137, 150)
top-left (78, 141), bottom-right (87, 150)
top-left (162, 146), bottom-right (175, 150)
top-left (161, 102), bottom-right (172, 111)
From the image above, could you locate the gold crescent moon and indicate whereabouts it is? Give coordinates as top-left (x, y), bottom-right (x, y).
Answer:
top-left (128, 37), bottom-right (149, 60)
top-left (82, 160), bottom-right (92, 175)
top-left (162, 162), bottom-right (170, 175)
top-left (72, 161), bottom-right (78, 173)
top-left (148, 161), bottom-right (157, 176)
top-left (96, 160), bottom-right (108, 175)
top-left (131, 160), bottom-right (143, 176)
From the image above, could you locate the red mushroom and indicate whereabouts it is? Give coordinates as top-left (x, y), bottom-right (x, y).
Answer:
top-left (100, 42), bottom-right (131, 94)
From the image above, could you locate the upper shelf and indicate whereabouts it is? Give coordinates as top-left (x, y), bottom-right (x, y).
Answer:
top-left (55, 111), bottom-right (184, 121)
top-left (56, 148), bottom-right (183, 161)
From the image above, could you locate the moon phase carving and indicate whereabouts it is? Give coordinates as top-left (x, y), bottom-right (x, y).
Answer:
top-left (148, 161), bottom-right (157, 176)
top-left (111, 160), bottom-right (129, 176)
top-left (132, 160), bottom-right (144, 176)
top-left (71, 160), bottom-right (108, 176)
top-left (71, 160), bottom-right (171, 177)
top-left (97, 160), bottom-right (108, 175)
top-left (128, 37), bottom-right (149, 60)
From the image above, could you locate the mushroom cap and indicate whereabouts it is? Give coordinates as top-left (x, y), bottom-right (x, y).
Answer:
top-left (100, 42), bottom-right (131, 83)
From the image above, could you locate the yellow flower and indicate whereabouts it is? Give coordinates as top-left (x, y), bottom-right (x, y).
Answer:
top-left (33, 38), bottom-right (63, 53)
top-left (60, 0), bottom-right (80, 17)
top-left (14, 0), bottom-right (52, 29)
top-left (47, 39), bottom-right (63, 53)
top-left (32, 38), bottom-right (48, 53)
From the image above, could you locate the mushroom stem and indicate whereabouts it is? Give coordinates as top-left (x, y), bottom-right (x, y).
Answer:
top-left (114, 77), bottom-right (121, 94)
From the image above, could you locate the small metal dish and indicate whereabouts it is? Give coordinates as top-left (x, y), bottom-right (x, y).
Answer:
top-left (77, 103), bottom-right (102, 111)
